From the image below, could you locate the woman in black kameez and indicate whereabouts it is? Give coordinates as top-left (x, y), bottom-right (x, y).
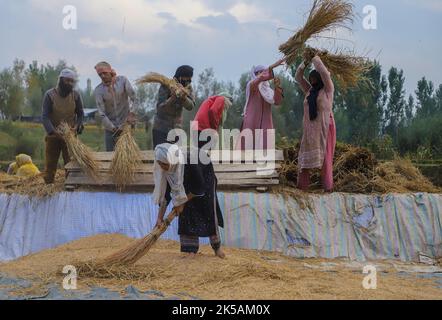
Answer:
top-left (153, 143), bottom-right (225, 258)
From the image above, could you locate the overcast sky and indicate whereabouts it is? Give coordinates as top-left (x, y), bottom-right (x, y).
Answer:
top-left (0, 0), bottom-right (440, 96)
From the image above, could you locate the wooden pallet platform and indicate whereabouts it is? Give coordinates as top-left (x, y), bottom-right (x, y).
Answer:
top-left (65, 150), bottom-right (284, 192)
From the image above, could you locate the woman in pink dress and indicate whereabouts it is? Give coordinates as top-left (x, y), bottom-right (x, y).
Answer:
top-left (295, 53), bottom-right (336, 192)
top-left (237, 62), bottom-right (284, 150)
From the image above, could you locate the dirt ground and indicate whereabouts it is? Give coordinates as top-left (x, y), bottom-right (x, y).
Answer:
top-left (0, 234), bottom-right (441, 300)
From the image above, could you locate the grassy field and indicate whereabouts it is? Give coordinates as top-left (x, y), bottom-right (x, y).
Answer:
top-left (0, 121), bottom-right (152, 171)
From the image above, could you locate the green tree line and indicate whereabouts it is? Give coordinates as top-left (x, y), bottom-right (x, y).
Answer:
top-left (1, 59), bottom-right (441, 159)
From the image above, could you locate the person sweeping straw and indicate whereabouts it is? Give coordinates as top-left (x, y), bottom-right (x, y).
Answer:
top-left (153, 143), bottom-right (225, 258)
top-left (237, 59), bottom-right (284, 150)
top-left (295, 50), bottom-right (336, 192)
top-left (192, 92), bottom-right (233, 149)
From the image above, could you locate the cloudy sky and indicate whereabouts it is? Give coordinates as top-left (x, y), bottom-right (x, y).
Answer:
top-left (0, 0), bottom-right (440, 96)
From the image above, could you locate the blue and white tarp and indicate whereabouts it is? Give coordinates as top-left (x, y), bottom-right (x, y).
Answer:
top-left (0, 192), bottom-right (441, 262)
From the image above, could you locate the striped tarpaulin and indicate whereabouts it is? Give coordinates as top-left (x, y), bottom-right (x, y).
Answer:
top-left (0, 192), bottom-right (441, 262)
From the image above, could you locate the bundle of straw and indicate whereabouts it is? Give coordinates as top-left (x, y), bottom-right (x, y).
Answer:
top-left (57, 122), bottom-right (99, 180)
top-left (77, 208), bottom-right (179, 272)
top-left (110, 124), bottom-right (142, 191)
top-left (279, 0), bottom-right (354, 65)
top-left (136, 72), bottom-right (190, 97)
top-left (304, 46), bottom-right (373, 89)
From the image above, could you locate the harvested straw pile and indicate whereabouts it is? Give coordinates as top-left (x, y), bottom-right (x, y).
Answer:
top-left (279, 143), bottom-right (440, 194)
top-left (136, 72), bottom-right (190, 97)
top-left (304, 46), bottom-right (373, 89)
top-left (2, 234), bottom-right (442, 300)
top-left (372, 159), bottom-right (440, 193)
top-left (0, 171), bottom-right (65, 198)
top-left (76, 208), bottom-right (179, 275)
top-left (57, 122), bottom-right (98, 180)
top-left (279, 0), bottom-right (354, 65)
top-left (110, 124), bottom-right (142, 191)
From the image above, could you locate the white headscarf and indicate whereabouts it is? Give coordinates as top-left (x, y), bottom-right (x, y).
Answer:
top-left (59, 68), bottom-right (77, 80)
top-left (242, 65), bottom-right (276, 117)
top-left (153, 143), bottom-right (188, 207)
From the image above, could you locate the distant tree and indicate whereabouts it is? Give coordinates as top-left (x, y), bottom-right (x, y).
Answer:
top-left (436, 84), bottom-right (442, 114)
top-left (384, 67), bottom-right (406, 143)
top-left (415, 77), bottom-right (436, 118)
top-left (80, 78), bottom-right (96, 108)
top-left (315, 61), bottom-right (387, 146)
top-left (0, 59), bottom-right (26, 120)
top-left (404, 94), bottom-right (415, 126)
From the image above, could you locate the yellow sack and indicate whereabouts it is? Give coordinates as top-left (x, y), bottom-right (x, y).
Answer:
top-left (16, 154), bottom-right (32, 167)
top-left (16, 163), bottom-right (40, 178)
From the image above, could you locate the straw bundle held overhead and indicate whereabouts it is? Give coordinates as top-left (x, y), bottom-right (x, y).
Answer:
top-left (304, 46), bottom-right (373, 89)
top-left (136, 72), bottom-right (190, 97)
top-left (110, 124), bottom-right (142, 191)
top-left (57, 122), bottom-right (98, 180)
top-left (279, 0), bottom-right (354, 65)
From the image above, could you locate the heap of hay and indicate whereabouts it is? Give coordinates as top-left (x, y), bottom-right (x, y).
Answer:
top-left (57, 122), bottom-right (98, 180)
top-left (136, 72), bottom-right (190, 97)
top-left (2, 234), bottom-right (441, 300)
top-left (280, 143), bottom-right (440, 194)
top-left (76, 208), bottom-right (179, 275)
top-left (303, 46), bottom-right (373, 89)
top-left (110, 124), bottom-right (143, 191)
top-left (0, 171), bottom-right (65, 198)
top-left (279, 0), bottom-right (354, 65)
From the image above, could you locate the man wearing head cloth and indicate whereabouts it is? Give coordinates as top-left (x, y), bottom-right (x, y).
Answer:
top-left (94, 61), bottom-right (138, 151)
top-left (41, 68), bottom-right (85, 184)
top-left (153, 65), bottom-right (196, 148)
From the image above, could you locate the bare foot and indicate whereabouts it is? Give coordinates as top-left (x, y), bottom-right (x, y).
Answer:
top-left (180, 252), bottom-right (197, 259)
top-left (215, 248), bottom-right (226, 259)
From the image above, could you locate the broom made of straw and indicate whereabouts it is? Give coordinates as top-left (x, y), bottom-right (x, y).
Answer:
top-left (279, 0), bottom-right (354, 65)
top-left (303, 46), bottom-right (373, 89)
top-left (110, 124), bottom-right (143, 191)
top-left (97, 207), bottom-right (179, 267)
top-left (76, 195), bottom-right (196, 272)
top-left (136, 72), bottom-right (191, 98)
top-left (57, 122), bottom-right (99, 180)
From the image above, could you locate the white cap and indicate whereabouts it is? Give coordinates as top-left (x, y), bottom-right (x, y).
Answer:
top-left (59, 68), bottom-right (77, 80)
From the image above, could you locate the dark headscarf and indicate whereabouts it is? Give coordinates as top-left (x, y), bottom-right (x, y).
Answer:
top-left (174, 65), bottom-right (194, 85)
top-left (307, 70), bottom-right (324, 121)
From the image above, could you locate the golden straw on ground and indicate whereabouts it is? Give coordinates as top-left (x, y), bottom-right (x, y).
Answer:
top-left (279, 0), bottom-right (354, 65)
top-left (76, 208), bottom-right (179, 274)
top-left (136, 72), bottom-right (190, 97)
top-left (57, 122), bottom-right (98, 180)
top-left (110, 124), bottom-right (142, 191)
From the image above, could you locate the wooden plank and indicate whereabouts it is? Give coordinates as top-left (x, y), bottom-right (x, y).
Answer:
top-left (65, 175), bottom-right (279, 188)
top-left (88, 150), bottom-right (284, 163)
top-left (210, 150), bottom-right (284, 163)
top-left (66, 170), bottom-right (278, 182)
top-left (65, 171), bottom-right (279, 187)
top-left (65, 162), bottom-right (281, 173)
